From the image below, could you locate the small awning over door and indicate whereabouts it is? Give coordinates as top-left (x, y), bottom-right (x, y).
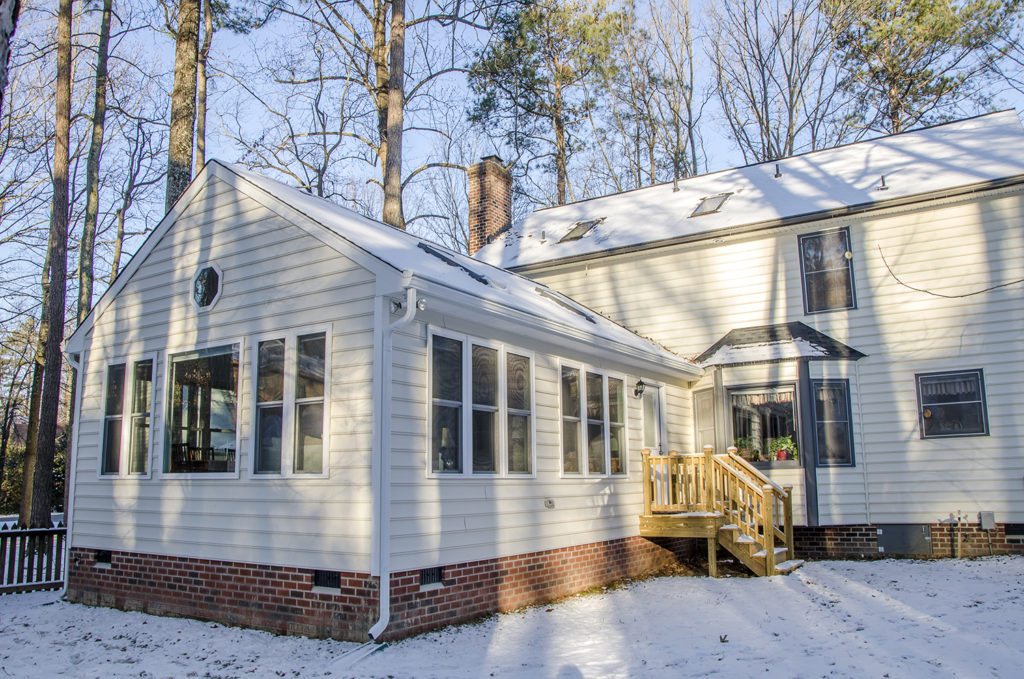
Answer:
top-left (695, 322), bottom-right (866, 367)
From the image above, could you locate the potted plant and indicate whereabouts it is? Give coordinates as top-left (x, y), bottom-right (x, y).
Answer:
top-left (733, 436), bottom-right (763, 462)
top-left (769, 435), bottom-right (798, 461)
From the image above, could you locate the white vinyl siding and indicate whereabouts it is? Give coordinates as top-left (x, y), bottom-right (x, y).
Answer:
top-left (528, 187), bottom-right (1024, 526)
top-left (388, 320), bottom-right (687, 572)
top-left (70, 176), bottom-right (376, 572)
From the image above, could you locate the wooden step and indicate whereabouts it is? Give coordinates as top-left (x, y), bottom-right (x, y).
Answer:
top-left (752, 546), bottom-right (789, 558)
top-left (773, 559), bottom-right (805, 575)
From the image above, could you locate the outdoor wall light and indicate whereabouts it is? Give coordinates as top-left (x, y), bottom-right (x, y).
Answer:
top-left (634, 379), bottom-right (646, 399)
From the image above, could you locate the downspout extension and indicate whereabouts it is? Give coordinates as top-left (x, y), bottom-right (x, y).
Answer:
top-left (368, 281), bottom-right (419, 641)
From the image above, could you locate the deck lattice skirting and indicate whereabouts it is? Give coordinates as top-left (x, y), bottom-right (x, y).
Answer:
top-left (66, 536), bottom-right (694, 641)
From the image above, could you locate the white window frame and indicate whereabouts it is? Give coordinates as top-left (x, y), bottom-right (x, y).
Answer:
top-left (190, 262), bottom-right (224, 313)
top-left (97, 352), bottom-right (158, 480)
top-left (426, 329), bottom-right (536, 479)
top-left (160, 337), bottom-right (244, 480)
top-left (249, 325), bottom-right (332, 479)
top-left (558, 359), bottom-right (630, 479)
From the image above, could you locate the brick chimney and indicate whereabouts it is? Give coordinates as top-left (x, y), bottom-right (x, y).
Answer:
top-left (467, 156), bottom-right (512, 255)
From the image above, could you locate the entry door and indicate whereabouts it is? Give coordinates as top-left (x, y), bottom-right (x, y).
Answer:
top-left (642, 386), bottom-right (664, 452)
top-left (694, 389), bottom-right (716, 452)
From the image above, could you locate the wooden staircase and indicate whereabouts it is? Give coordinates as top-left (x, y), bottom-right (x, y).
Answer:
top-left (640, 446), bottom-right (804, 577)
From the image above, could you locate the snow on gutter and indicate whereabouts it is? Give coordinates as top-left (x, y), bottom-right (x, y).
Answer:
top-left (368, 276), bottom-right (419, 641)
top-left (409, 276), bottom-right (701, 382)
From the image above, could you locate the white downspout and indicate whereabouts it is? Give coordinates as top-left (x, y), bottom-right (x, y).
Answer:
top-left (368, 279), bottom-right (418, 641)
top-left (60, 350), bottom-right (84, 597)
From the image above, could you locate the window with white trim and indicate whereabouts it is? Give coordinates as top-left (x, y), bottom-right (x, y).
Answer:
top-left (101, 357), bottom-right (154, 476)
top-left (560, 365), bottom-right (628, 476)
top-left (254, 331), bottom-right (328, 475)
top-left (429, 331), bottom-right (534, 476)
top-left (166, 344), bottom-right (239, 474)
top-left (916, 369), bottom-right (988, 438)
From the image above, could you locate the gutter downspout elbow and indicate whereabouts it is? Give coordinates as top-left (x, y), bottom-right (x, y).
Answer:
top-left (368, 281), bottom-right (419, 641)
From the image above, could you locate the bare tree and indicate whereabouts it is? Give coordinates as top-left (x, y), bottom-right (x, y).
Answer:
top-left (0, 0), bottom-right (18, 118)
top-left (0, 317), bottom-right (34, 511)
top-left (165, 0), bottom-right (200, 210)
top-left (25, 0), bottom-right (73, 528)
top-left (710, 0), bottom-right (854, 163)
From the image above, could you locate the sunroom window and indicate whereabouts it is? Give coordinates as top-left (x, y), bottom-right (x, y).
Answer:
top-left (561, 366), bottom-right (628, 477)
top-left (430, 332), bottom-right (533, 476)
top-left (101, 358), bottom-right (154, 476)
top-left (254, 332), bottom-right (328, 476)
top-left (167, 345), bottom-right (239, 473)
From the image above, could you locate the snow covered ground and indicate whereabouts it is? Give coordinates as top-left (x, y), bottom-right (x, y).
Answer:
top-left (2, 556), bottom-right (1022, 678)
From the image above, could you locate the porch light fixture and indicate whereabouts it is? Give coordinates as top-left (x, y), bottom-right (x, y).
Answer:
top-left (634, 379), bottom-right (646, 399)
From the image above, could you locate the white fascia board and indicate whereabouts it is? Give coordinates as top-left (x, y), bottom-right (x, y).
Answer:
top-left (410, 275), bottom-right (702, 384)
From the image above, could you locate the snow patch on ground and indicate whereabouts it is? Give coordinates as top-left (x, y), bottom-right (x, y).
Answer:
top-left (2, 557), bottom-right (1023, 678)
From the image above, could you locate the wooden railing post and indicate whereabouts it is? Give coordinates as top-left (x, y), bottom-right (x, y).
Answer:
top-left (641, 449), bottom-right (653, 517)
top-left (763, 485), bottom-right (776, 575)
top-left (783, 484), bottom-right (795, 558)
top-left (702, 445), bottom-right (715, 512)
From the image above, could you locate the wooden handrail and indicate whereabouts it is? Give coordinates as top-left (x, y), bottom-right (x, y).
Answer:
top-left (639, 446), bottom-right (796, 574)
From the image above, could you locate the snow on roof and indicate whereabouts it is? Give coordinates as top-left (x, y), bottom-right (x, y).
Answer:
top-left (696, 322), bottom-right (866, 367)
top-left (223, 164), bottom-right (695, 372)
top-left (476, 110), bottom-right (1024, 269)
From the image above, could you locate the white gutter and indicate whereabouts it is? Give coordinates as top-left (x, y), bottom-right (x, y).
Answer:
top-left (60, 349), bottom-right (83, 597)
top-left (368, 277), bottom-right (419, 641)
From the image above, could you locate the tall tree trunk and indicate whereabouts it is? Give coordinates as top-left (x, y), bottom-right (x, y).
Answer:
top-left (78, 0), bottom-right (111, 329)
top-left (165, 0), bottom-right (200, 211)
top-left (19, 250), bottom-right (49, 526)
top-left (194, 0), bottom-right (213, 172)
top-left (382, 0), bottom-right (405, 229)
top-left (29, 0), bottom-right (73, 528)
top-left (68, 0), bottom-right (112, 518)
top-left (0, 0), bottom-right (19, 119)
top-left (372, 0), bottom-right (389, 186)
top-left (552, 87), bottom-right (568, 205)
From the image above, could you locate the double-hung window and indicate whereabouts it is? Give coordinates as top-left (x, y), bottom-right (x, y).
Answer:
top-left (254, 330), bottom-right (329, 476)
top-left (429, 331), bottom-right (534, 476)
top-left (811, 380), bottom-right (855, 466)
top-left (101, 356), bottom-right (155, 476)
top-left (561, 365), bottom-right (627, 476)
top-left (916, 369), bottom-right (989, 438)
top-left (798, 227), bottom-right (856, 314)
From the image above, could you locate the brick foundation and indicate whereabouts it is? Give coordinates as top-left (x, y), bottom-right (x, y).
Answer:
top-left (66, 535), bottom-right (694, 642)
top-left (385, 536), bottom-right (693, 639)
top-left (794, 523), bottom-right (1024, 560)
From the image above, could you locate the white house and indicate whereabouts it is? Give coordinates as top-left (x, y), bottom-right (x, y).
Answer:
top-left (64, 111), bottom-right (1024, 643)
top-left (476, 110), bottom-right (1024, 560)
top-left (62, 161), bottom-right (704, 641)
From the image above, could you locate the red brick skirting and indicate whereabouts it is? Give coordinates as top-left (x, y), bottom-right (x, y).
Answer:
top-left (794, 523), bottom-right (1024, 560)
top-left (66, 536), bottom-right (694, 642)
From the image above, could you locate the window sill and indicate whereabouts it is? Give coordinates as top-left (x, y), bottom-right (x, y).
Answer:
top-left (750, 460), bottom-right (801, 470)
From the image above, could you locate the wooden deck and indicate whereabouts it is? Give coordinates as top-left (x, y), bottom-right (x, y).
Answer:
top-left (640, 446), bottom-right (803, 577)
